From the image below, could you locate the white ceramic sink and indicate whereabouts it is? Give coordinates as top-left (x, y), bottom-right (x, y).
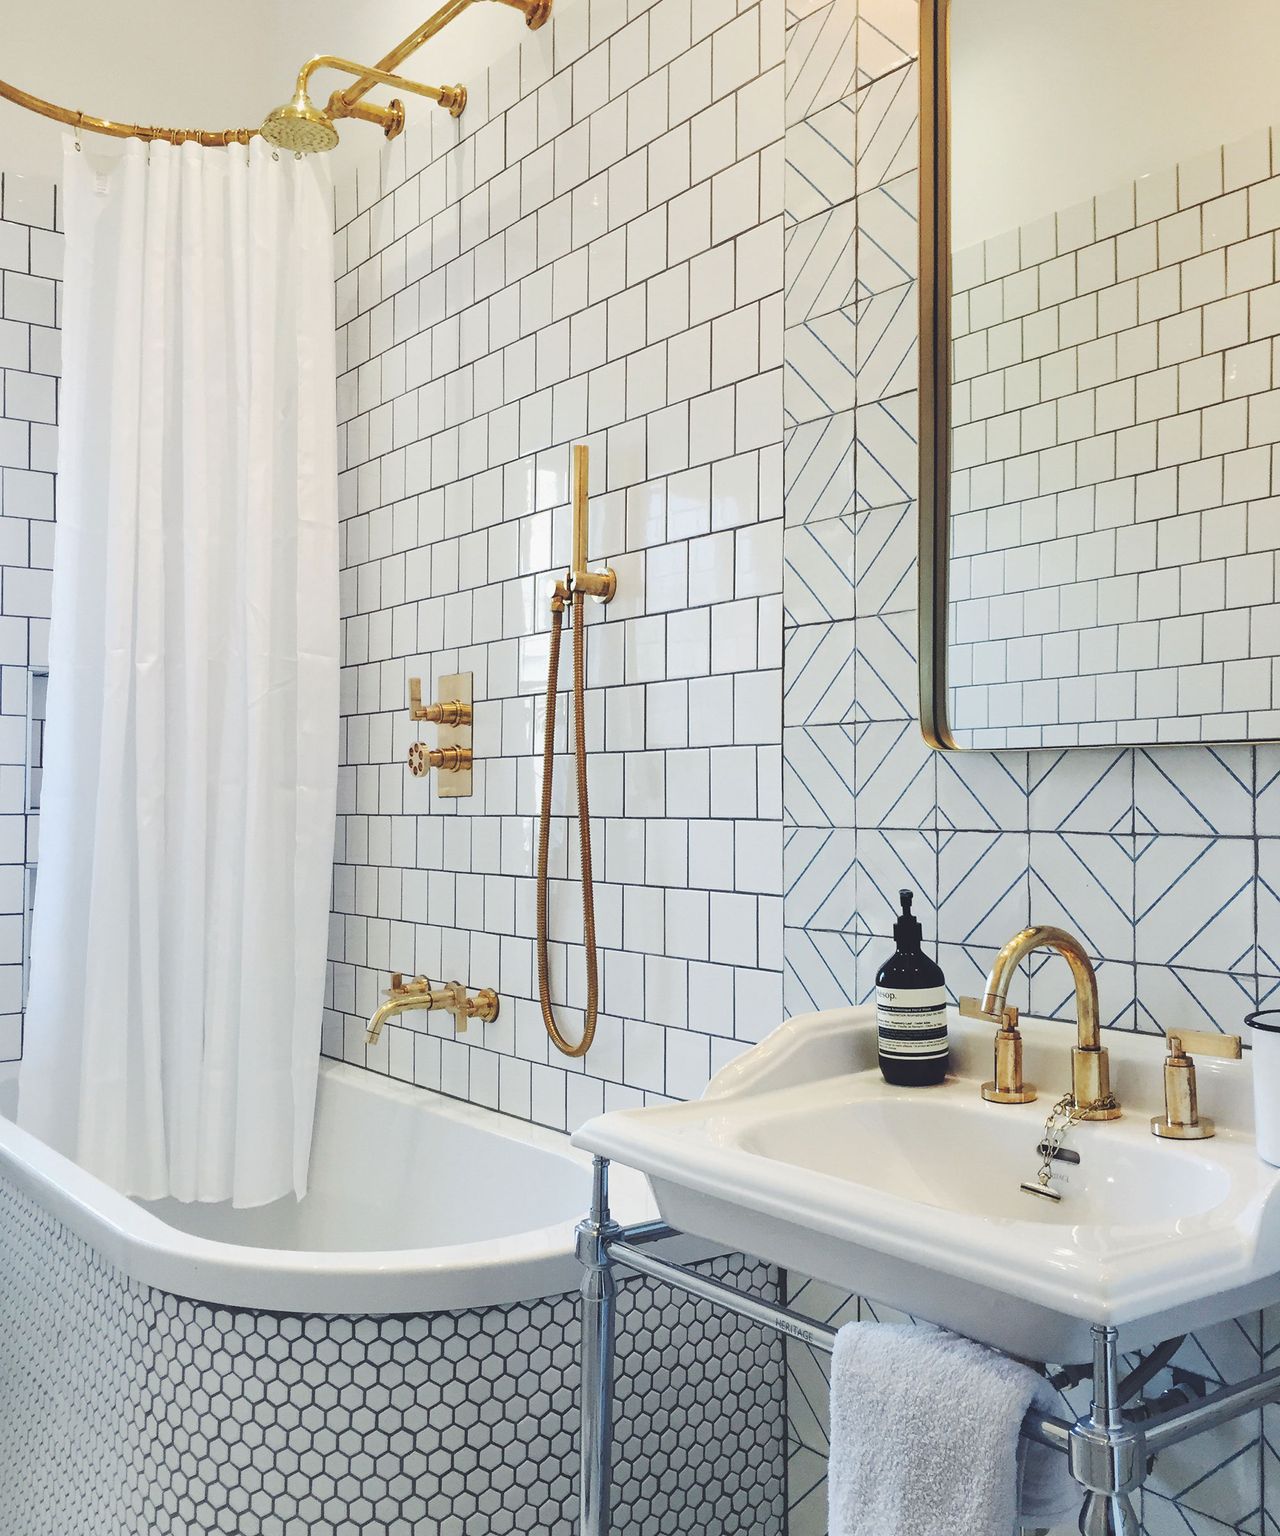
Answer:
top-left (573, 1006), bottom-right (1280, 1362)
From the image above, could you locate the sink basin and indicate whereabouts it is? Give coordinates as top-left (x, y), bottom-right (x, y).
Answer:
top-left (742, 1094), bottom-right (1232, 1230)
top-left (573, 1007), bottom-right (1280, 1362)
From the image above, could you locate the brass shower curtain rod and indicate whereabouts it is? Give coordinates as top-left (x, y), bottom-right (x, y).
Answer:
top-left (0, 0), bottom-right (550, 151)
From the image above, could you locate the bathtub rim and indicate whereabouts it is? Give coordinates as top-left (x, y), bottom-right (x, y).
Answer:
top-left (0, 1059), bottom-right (656, 1315)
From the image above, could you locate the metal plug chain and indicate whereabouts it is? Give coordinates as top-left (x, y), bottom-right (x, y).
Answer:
top-left (1028, 1093), bottom-right (1081, 1193)
top-left (1020, 1089), bottom-right (1116, 1201)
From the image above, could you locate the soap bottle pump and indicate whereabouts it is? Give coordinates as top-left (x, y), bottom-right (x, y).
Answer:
top-left (876, 889), bottom-right (948, 1086)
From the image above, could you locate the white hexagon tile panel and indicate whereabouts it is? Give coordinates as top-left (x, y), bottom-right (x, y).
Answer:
top-left (0, 1175), bottom-right (786, 1535)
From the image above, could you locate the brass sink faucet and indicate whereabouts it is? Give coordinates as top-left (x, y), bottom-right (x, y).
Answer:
top-left (366, 973), bottom-right (499, 1045)
top-left (963, 925), bottom-right (1120, 1120)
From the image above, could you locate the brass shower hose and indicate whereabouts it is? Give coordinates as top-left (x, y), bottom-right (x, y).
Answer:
top-left (536, 582), bottom-right (599, 1057)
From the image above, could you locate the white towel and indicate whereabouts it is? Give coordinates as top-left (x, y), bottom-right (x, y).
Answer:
top-left (828, 1322), bottom-right (1080, 1536)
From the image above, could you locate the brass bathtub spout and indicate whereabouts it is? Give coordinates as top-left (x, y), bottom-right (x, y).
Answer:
top-left (981, 926), bottom-right (1120, 1120)
top-left (367, 974), bottom-right (498, 1045)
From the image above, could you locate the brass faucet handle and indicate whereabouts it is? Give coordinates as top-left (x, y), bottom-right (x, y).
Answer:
top-left (1167, 1029), bottom-right (1243, 1061)
top-left (959, 995), bottom-right (1017, 1029)
top-left (1152, 1029), bottom-right (1242, 1141)
top-left (385, 973), bottom-right (430, 999)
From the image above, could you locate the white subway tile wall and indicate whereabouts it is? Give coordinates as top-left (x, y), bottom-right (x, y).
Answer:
top-left (325, 0), bottom-right (787, 1128)
top-left (949, 130), bottom-right (1280, 746)
top-left (0, 172), bottom-right (57, 1063)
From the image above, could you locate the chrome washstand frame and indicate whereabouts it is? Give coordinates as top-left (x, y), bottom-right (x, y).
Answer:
top-left (576, 1155), bottom-right (1280, 1536)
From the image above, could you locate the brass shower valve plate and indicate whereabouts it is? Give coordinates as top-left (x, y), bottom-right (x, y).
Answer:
top-left (408, 672), bottom-right (473, 797)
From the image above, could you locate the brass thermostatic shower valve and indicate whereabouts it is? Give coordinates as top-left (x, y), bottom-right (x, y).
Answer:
top-left (407, 672), bottom-right (474, 796)
top-left (366, 973), bottom-right (500, 1044)
top-left (1151, 1029), bottom-right (1242, 1140)
top-left (566, 444), bottom-right (616, 604)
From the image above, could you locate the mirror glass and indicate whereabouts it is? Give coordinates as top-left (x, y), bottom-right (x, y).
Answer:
top-left (940, 0), bottom-right (1280, 746)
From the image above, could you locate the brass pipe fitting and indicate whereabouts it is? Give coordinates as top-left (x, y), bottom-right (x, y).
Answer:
top-left (366, 973), bottom-right (500, 1044)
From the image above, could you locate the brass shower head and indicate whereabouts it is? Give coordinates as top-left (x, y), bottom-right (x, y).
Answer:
top-left (264, 55), bottom-right (467, 155)
top-left (260, 87), bottom-right (342, 154)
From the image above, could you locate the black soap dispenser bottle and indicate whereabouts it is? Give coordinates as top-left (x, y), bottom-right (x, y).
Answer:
top-left (876, 889), bottom-right (949, 1086)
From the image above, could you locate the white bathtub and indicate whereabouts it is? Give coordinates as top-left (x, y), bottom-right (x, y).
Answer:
top-left (0, 1058), bottom-right (652, 1312)
top-left (0, 1058), bottom-right (786, 1536)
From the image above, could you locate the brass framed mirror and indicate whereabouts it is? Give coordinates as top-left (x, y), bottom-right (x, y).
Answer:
top-left (920, 0), bottom-right (1280, 750)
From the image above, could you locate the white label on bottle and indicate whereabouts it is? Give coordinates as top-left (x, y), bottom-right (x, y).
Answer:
top-left (876, 985), bottom-right (948, 1058)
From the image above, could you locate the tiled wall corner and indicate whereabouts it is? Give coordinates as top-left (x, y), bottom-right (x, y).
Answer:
top-left (0, 171), bottom-right (59, 1063)
top-left (325, 0), bottom-right (789, 1132)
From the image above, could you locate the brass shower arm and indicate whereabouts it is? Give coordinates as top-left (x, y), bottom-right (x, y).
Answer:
top-left (299, 56), bottom-right (466, 122)
top-left (325, 0), bottom-right (550, 119)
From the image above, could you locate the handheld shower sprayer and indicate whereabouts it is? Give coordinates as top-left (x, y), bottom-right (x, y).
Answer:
top-left (536, 445), bottom-right (616, 1057)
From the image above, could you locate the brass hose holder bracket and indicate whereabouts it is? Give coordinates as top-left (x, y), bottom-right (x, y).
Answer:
top-left (407, 672), bottom-right (474, 796)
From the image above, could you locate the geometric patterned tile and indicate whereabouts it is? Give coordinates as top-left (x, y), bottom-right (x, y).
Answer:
top-left (851, 500), bottom-right (915, 616)
top-left (786, 0), bottom-right (858, 127)
top-left (936, 747), bottom-right (1030, 834)
top-left (785, 98), bottom-right (856, 226)
top-left (784, 827), bottom-right (858, 931)
top-left (856, 826), bottom-right (938, 936)
top-left (854, 282), bottom-right (916, 402)
top-left (1135, 747), bottom-right (1255, 838)
top-left (1028, 748), bottom-right (1135, 835)
top-left (1134, 835), bottom-right (1255, 975)
top-left (786, 307), bottom-right (859, 425)
top-left (854, 0), bottom-right (917, 89)
top-left (784, 925), bottom-right (860, 1014)
top-left (1134, 963), bottom-right (1258, 1040)
top-left (853, 718), bottom-right (937, 830)
top-left (855, 170), bottom-right (917, 297)
top-left (854, 61), bottom-right (917, 195)
top-left (852, 609), bottom-right (917, 721)
top-left (784, 517), bottom-right (858, 624)
top-left (854, 391), bottom-right (916, 510)
top-left (937, 827), bottom-right (1031, 950)
top-left (784, 723), bottom-right (859, 825)
top-left (1028, 830), bottom-right (1137, 963)
top-left (785, 619), bottom-right (859, 723)
top-left (785, 205), bottom-right (857, 327)
top-left (784, 411), bottom-right (856, 527)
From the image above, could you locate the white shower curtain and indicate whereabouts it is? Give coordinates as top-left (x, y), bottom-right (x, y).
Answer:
top-left (19, 137), bottom-right (339, 1206)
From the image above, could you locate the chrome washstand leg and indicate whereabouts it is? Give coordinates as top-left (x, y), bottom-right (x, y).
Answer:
top-left (577, 1155), bottom-right (620, 1536)
top-left (1072, 1326), bottom-right (1143, 1536)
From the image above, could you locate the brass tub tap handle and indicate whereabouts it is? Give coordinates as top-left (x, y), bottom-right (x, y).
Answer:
top-left (1151, 1029), bottom-right (1242, 1140)
top-left (961, 996), bottom-right (1038, 1105)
